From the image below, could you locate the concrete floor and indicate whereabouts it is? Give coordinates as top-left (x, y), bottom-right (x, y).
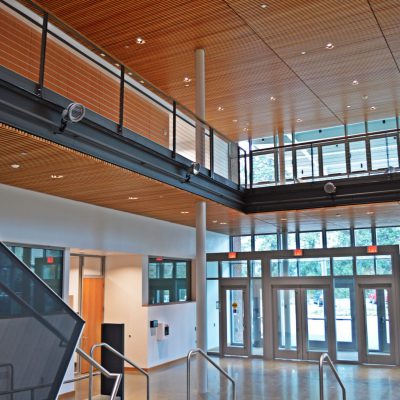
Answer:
top-left (64, 357), bottom-right (400, 400)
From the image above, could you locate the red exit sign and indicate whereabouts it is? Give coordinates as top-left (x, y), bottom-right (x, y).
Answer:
top-left (367, 245), bottom-right (378, 254)
top-left (228, 252), bottom-right (237, 259)
top-left (293, 249), bottom-right (303, 257)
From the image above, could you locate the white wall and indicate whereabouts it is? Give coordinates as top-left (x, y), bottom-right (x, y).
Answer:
top-left (104, 254), bottom-right (148, 366)
top-left (0, 184), bottom-right (230, 379)
top-left (147, 302), bottom-right (196, 368)
top-left (0, 184), bottom-right (197, 257)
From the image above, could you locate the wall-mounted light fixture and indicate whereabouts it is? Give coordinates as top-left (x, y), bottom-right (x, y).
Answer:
top-left (58, 103), bottom-right (86, 132)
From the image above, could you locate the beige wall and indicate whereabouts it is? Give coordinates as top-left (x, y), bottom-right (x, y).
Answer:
top-left (104, 254), bottom-right (148, 366)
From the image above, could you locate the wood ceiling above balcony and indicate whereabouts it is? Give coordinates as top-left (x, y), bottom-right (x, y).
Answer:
top-left (31, 0), bottom-right (400, 141)
top-left (1, 124), bottom-right (400, 236)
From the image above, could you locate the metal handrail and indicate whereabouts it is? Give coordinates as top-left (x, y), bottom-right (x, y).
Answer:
top-left (319, 353), bottom-right (346, 400)
top-left (187, 348), bottom-right (236, 400)
top-left (89, 342), bottom-right (150, 400)
top-left (76, 347), bottom-right (122, 400)
top-left (63, 372), bottom-right (101, 384)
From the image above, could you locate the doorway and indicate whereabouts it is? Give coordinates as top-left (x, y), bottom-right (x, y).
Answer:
top-left (358, 285), bottom-right (395, 364)
top-left (220, 281), bottom-right (250, 356)
top-left (273, 286), bottom-right (333, 360)
top-left (69, 254), bottom-right (105, 373)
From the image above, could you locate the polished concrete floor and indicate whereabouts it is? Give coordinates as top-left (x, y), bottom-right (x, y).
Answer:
top-left (63, 357), bottom-right (400, 400)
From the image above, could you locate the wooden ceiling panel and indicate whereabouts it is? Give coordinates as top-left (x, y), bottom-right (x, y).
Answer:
top-left (1, 124), bottom-right (400, 237)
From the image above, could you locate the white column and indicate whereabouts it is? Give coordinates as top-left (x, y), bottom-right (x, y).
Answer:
top-left (196, 201), bottom-right (207, 393)
top-left (195, 48), bottom-right (206, 165)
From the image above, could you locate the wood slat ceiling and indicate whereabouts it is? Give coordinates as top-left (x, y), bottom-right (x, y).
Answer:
top-left (1, 124), bottom-right (400, 236)
top-left (31, 0), bottom-right (400, 141)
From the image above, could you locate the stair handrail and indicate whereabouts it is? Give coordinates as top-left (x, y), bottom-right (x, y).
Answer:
top-left (89, 342), bottom-right (150, 400)
top-left (186, 348), bottom-right (236, 400)
top-left (319, 353), bottom-right (346, 400)
top-left (76, 347), bottom-right (122, 400)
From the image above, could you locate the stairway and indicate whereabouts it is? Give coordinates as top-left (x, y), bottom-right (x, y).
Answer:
top-left (0, 242), bottom-right (84, 399)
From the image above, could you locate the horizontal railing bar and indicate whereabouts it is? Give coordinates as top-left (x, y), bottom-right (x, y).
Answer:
top-left (252, 129), bottom-right (400, 155)
top-left (63, 372), bottom-right (101, 384)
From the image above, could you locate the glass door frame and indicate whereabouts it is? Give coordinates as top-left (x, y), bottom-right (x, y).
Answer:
top-left (220, 279), bottom-right (250, 356)
top-left (207, 245), bottom-right (400, 365)
top-left (356, 278), bottom-right (397, 365)
top-left (272, 283), bottom-right (335, 361)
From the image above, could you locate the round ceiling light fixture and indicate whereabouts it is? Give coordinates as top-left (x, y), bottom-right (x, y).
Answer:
top-left (136, 37), bottom-right (146, 45)
top-left (325, 43), bottom-right (334, 50)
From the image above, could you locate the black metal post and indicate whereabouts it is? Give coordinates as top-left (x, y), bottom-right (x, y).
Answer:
top-left (244, 149), bottom-right (248, 188)
top-left (249, 139), bottom-right (253, 189)
top-left (209, 127), bottom-right (214, 178)
top-left (37, 12), bottom-right (48, 96)
top-left (237, 145), bottom-right (241, 188)
top-left (172, 101), bottom-right (177, 158)
top-left (118, 65), bottom-right (125, 134)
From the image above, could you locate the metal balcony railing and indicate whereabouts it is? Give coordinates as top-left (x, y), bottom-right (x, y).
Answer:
top-left (242, 128), bottom-right (400, 188)
top-left (0, 0), bottom-right (243, 187)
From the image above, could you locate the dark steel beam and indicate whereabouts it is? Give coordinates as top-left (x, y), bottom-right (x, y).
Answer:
top-left (0, 69), bottom-right (244, 210)
top-left (244, 174), bottom-right (400, 213)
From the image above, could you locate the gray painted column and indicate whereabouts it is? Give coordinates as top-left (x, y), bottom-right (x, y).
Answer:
top-left (278, 129), bottom-right (286, 185)
top-left (196, 201), bottom-right (207, 393)
top-left (195, 48), bottom-right (206, 165)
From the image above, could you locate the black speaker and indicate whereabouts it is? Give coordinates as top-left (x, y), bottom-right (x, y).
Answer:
top-left (101, 323), bottom-right (125, 399)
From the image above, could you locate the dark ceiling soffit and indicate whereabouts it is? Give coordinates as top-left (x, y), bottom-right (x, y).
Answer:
top-left (0, 69), bottom-right (244, 210)
top-left (244, 174), bottom-right (400, 213)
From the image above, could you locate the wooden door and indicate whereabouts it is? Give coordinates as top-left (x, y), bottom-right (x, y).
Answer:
top-left (81, 277), bottom-right (104, 373)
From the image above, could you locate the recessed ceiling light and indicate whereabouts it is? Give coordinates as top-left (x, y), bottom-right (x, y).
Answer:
top-left (20, 152), bottom-right (28, 156)
top-left (139, 80), bottom-right (145, 84)
top-left (260, 3), bottom-right (268, 9)
top-left (51, 174), bottom-right (64, 179)
top-left (270, 96), bottom-right (276, 101)
top-left (325, 43), bottom-right (334, 50)
top-left (217, 106), bottom-right (224, 111)
top-left (128, 196), bottom-right (139, 200)
top-left (336, 213), bottom-right (342, 217)
top-left (366, 211), bottom-right (374, 215)
top-left (184, 83), bottom-right (190, 87)
top-left (281, 218), bottom-right (288, 221)
top-left (128, 72), bottom-right (133, 76)
top-left (115, 63), bottom-right (120, 67)
top-left (362, 95), bottom-right (369, 100)
top-left (219, 222), bottom-right (227, 225)
top-left (183, 76), bottom-right (192, 83)
top-left (100, 53), bottom-right (106, 57)
top-left (296, 118), bottom-right (302, 122)
top-left (352, 80), bottom-right (359, 86)
top-left (243, 127), bottom-right (249, 132)
top-left (124, 45), bottom-right (130, 49)
top-left (10, 164), bottom-right (20, 169)
top-left (370, 106), bottom-right (376, 110)
top-left (346, 105), bottom-right (351, 109)
top-left (232, 119), bottom-right (238, 123)
top-left (301, 51), bottom-right (307, 55)
top-left (212, 220), bottom-right (218, 223)
top-left (180, 211), bottom-right (189, 214)
top-left (136, 37), bottom-right (146, 45)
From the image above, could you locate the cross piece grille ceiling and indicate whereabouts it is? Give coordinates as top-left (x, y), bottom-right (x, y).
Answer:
top-left (31, 0), bottom-right (400, 140)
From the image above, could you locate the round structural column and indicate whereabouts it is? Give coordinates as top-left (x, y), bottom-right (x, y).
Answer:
top-left (196, 200), bottom-right (207, 393)
top-left (195, 48), bottom-right (206, 165)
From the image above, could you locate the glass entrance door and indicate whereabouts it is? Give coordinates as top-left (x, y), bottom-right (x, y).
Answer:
top-left (274, 286), bottom-right (333, 360)
top-left (221, 284), bottom-right (249, 356)
top-left (359, 286), bottom-right (395, 364)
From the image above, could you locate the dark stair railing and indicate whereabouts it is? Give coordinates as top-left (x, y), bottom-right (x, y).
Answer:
top-left (0, 242), bottom-right (84, 399)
